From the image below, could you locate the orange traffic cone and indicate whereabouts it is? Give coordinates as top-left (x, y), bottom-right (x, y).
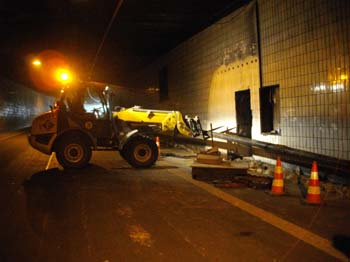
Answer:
top-left (271, 156), bottom-right (284, 195)
top-left (305, 161), bottom-right (321, 204)
top-left (155, 136), bottom-right (160, 158)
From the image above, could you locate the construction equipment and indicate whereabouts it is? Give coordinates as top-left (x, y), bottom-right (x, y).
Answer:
top-left (114, 106), bottom-right (209, 139)
top-left (28, 81), bottom-right (206, 169)
top-left (28, 82), bottom-right (160, 169)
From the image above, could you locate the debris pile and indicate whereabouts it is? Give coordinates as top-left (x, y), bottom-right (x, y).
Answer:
top-left (196, 147), bottom-right (222, 165)
top-left (165, 143), bottom-right (350, 199)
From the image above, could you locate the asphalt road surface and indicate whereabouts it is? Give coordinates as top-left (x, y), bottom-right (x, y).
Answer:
top-left (0, 132), bottom-right (349, 262)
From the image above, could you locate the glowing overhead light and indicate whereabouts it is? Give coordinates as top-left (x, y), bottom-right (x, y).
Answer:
top-left (32, 59), bottom-right (42, 67)
top-left (55, 68), bottom-right (72, 84)
top-left (60, 72), bottom-right (69, 81)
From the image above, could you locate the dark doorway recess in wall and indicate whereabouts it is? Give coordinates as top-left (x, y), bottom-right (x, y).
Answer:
top-left (235, 89), bottom-right (252, 138)
top-left (159, 66), bottom-right (168, 101)
top-left (260, 85), bottom-right (280, 134)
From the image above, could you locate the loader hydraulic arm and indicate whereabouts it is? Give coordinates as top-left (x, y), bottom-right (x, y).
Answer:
top-left (113, 106), bottom-right (208, 138)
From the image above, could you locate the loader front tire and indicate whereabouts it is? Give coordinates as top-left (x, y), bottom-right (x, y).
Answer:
top-left (123, 136), bottom-right (158, 168)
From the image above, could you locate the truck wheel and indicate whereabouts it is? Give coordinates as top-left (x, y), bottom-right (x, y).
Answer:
top-left (56, 137), bottom-right (92, 169)
top-left (123, 136), bottom-right (158, 168)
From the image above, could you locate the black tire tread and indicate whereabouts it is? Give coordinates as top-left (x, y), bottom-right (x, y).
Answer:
top-left (55, 135), bottom-right (92, 169)
top-left (122, 136), bottom-right (158, 168)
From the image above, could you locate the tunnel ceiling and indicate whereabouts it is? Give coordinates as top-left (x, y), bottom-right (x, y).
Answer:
top-left (0, 0), bottom-right (249, 88)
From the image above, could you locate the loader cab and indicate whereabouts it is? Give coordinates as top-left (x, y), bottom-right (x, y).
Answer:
top-left (56, 84), bottom-right (113, 146)
top-left (57, 84), bottom-right (109, 119)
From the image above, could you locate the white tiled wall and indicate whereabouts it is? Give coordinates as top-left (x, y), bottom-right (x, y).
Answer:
top-left (259, 0), bottom-right (350, 159)
top-left (133, 0), bottom-right (350, 160)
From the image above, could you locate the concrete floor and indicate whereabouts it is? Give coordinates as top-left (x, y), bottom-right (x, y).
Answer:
top-left (0, 132), bottom-right (349, 262)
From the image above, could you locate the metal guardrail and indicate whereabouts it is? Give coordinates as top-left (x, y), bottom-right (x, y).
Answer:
top-left (213, 132), bottom-right (350, 177)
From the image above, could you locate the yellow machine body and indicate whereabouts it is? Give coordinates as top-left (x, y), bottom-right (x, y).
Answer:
top-left (113, 106), bottom-right (193, 137)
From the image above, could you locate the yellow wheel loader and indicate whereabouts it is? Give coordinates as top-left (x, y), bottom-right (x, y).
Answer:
top-left (28, 82), bottom-right (206, 169)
